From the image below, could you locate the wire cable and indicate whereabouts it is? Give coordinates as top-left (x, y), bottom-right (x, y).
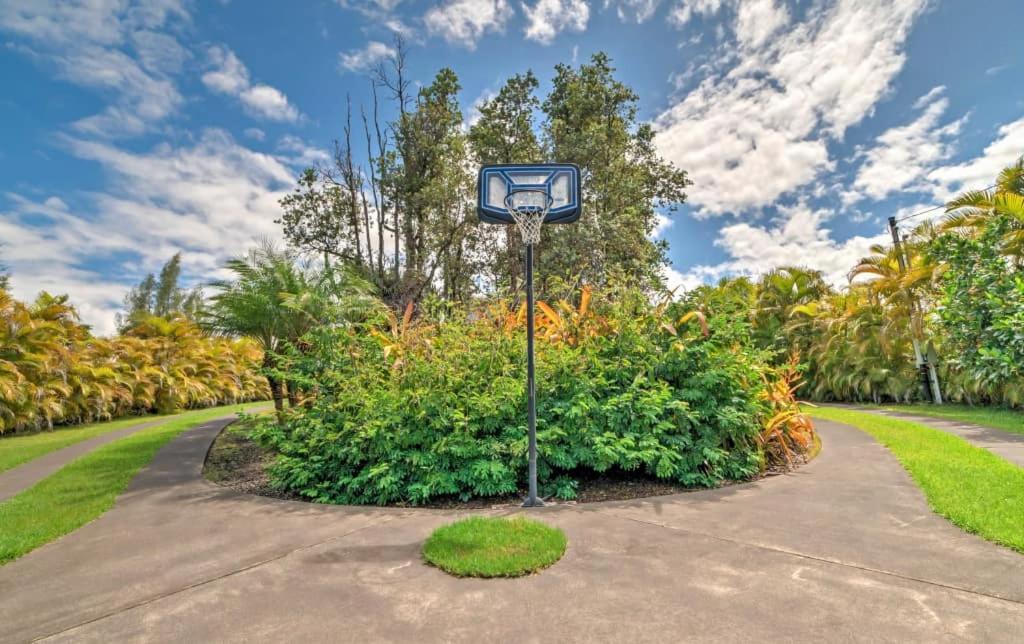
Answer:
top-left (894, 184), bottom-right (997, 223)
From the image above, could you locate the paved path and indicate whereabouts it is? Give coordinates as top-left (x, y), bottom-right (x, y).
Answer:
top-left (0, 418), bottom-right (165, 503)
top-left (846, 406), bottom-right (1024, 468)
top-left (1, 417), bottom-right (1023, 642)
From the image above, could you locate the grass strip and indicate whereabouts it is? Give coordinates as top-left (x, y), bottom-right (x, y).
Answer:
top-left (0, 402), bottom-right (267, 565)
top-left (877, 404), bottom-right (1024, 436)
top-left (0, 403), bottom-right (267, 474)
top-left (808, 406), bottom-right (1024, 553)
top-left (422, 515), bottom-right (567, 578)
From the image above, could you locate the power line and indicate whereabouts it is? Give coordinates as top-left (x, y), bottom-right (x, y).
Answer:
top-left (894, 183), bottom-right (997, 223)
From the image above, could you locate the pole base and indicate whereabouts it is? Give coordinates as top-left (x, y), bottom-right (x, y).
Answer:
top-left (521, 497), bottom-right (545, 508)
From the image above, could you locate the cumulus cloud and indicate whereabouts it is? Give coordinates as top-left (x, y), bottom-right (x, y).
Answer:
top-left (926, 117), bottom-right (1024, 201)
top-left (424, 0), bottom-right (512, 49)
top-left (667, 0), bottom-right (725, 28)
top-left (846, 86), bottom-right (966, 204)
top-left (677, 203), bottom-right (888, 290)
top-left (1, 130), bottom-right (297, 334)
top-left (339, 40), bottom-right (395, 72)
top-left (202, 45), bottom-right (301, 122)
top-left (655, 0), bottom-right (928, 216)
top-left (604, 0), bottom-right (661, 23)
top-left (523, 0), bottom-right (589, 44)
top-left (0, 0), bottom-right (190, 137)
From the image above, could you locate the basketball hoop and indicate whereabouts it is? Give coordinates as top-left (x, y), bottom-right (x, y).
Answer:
top-left (504, 189), bottom-right (553, 245)
top-left (477, 163), bottom-right (582, 508)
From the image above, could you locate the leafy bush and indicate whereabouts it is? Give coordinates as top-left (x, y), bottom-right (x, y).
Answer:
top-left (253, 286), bottom-right (801, 505)
top-left (932, 214), bottom-right (1024, 405)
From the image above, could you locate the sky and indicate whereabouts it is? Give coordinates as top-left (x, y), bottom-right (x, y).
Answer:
top-left (0, 0), bottom-right (1022, 335)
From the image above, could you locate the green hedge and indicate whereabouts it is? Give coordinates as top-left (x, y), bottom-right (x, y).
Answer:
top-left (253, 292), bottom-right (772, 505)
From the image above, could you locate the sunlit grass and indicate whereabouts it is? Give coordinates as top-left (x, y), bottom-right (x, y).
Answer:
top-left (808, 406), bottom-right (1024, 552)
top-left (0, 403), bottom-right (267, 474)
top-left (422, 515), bottom-right (567, 578)
top-left (0, 402), bottom-right (267, 565)
top-left (877, 404), bottom-right (1024, 436)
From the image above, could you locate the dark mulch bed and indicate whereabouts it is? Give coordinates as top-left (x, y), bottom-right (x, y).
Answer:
top-left (204, 425), bottom-right (815, 508)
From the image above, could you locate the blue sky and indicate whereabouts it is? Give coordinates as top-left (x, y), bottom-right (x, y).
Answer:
top-left (1, 0), bottom-right (1022, 334)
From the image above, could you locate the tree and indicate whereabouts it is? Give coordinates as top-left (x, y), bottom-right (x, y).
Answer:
top-left (202, 243), bottom-right (377, 411)
top-left (932, 213), bottom-right (1024, 403)
top-left (391, 67), bottom-right (481, 305)
top-left (541, 53), bottom-right (690, 291)
top-left (942, 157), bottom-right (1024, 264)
top-left (752, 267), bottom-right (832, 362)
top-left (468, 71), bottom-right (542, 293)
top-left (118, 253), bottom-right (202, 331)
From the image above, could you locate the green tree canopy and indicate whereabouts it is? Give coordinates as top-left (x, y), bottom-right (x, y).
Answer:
top-left (118, 253), bottom-right (202, 331)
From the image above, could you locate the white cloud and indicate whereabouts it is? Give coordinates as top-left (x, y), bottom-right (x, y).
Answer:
top-left (655, 0), bottom-right (928, 216)
top-left (847, 87), bottom-right (965, 204)
top-left (0, 0), bottom-right (190, 137)
top-left (424, 0), bottom-right (512, 49)
top-left (734, 0), bottom-right (788, 49)
top-left (926, 117), bottom-right (1024, 201)
top-left (523, 0), bottom-right (589, 44)
top-left (244, 127), bottom-right (266, 141)
top-left (607, 0), bottom-right (661, 23)
top-left (667, 0), bottom-right (724, 28)
top-left (678, 203), bottom-right (887, 290)
top-left (240, 85), bottom-right (300, 122)
top-left (652, 213), bottom-right (673, 238)
top-left (1, 130), bottom-right (297, 334)
top-left (277, 135), bottom-right (330, 166)
top-left (201, 45), bottom-right (249, 94)
top-left (339, 40), bottom-right (395, 72)
top-left (202, 45), bottom-right (301, 122)
top-left (130, 29), bottom-right (190, 75)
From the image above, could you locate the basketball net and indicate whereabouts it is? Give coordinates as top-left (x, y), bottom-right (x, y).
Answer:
top-left (504, 190), bottom-right (552, 245)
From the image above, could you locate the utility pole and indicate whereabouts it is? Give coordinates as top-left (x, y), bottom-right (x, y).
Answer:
top-left (888, 216), bottom-right (943, 404)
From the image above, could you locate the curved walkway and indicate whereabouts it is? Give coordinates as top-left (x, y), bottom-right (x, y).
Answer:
top-left (0, 418), bottom-right (166, 503)
top-left (844, 406), bottom-right (1024, 468)
top-left (1, 418), bottom-right (1023, 642)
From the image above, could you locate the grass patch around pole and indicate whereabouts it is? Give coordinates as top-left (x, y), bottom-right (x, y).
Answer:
top-left (808, 406), bottom-right (1024, 553)
top-left (0, 402), bottom-right (268, 565)
top-left (422, 515), bottom-right (567, 578)
top-left (876, 404), bottom-right (1024, 436)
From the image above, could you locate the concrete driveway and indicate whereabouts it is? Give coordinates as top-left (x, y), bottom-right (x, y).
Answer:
top-left (1, 417), bottom-right (1023, 642)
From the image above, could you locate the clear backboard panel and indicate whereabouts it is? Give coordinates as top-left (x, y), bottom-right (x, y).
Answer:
top-left (477, 164), bottom-right (581, 224)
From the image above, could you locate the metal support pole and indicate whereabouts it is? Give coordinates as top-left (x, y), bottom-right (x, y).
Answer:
top-left (888, 217), bottom-right (942, 404)
top-left (523, 243), bottom-right (542, 507)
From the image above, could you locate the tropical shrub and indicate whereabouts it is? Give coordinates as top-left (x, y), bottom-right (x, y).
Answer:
top-left (931, 213), bottom-right (1024, 405)
top-left (0, 288), bottom-right (267, 434)
top-left (252, 286), bottom-right (805, 505)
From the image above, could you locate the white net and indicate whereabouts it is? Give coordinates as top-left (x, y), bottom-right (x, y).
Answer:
top-left (504, 189), bottom-right (552, 245)
top-left (509, 210), bottom-right (546, 245)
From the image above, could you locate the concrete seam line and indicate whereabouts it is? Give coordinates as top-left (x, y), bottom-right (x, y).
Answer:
top-left (31, 514), bottom-right (402, 642)
top-left (611, 512), bottom-right (1024, 608)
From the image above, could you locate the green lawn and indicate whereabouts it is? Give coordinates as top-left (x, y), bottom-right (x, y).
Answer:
top-left (808, 406), bottom-right (1024, 553)
top-left (422, 515), bottom-right (567, 578)
top-left (878, 404), bottom-right (1024, 436)
top-left (0, 402), bottom-right (267, 565)
top-left (0, 403), bottom-right (265, 474)
top-left (0, 415), bottom-right (166, 474)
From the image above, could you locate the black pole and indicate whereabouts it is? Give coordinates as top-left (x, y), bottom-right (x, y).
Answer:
top-left (523, 242), bottom-right (542, 507)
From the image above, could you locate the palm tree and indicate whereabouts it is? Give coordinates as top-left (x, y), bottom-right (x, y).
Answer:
top-left (942, 157), bottom-right (1024, 263)
top-left (753, 267), bottom-right (832, 361)
top-left (203, 242), bottom-right (378, 411)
